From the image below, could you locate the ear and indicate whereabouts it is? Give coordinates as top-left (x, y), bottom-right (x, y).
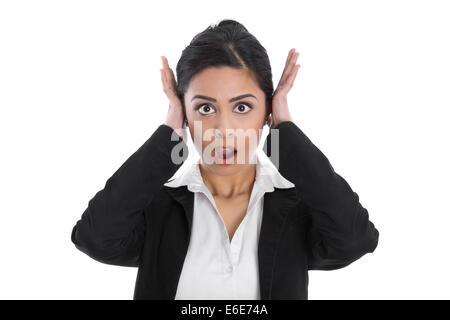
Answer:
top-left (265, 114), bottom-right (273, 128)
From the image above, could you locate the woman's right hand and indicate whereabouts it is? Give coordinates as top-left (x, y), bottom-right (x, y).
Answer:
top-left (160, 55), bottom-right (187, 141)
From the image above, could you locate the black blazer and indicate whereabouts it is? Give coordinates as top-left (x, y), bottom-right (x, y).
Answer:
top-left (71, 121), bottom-right (379, 300)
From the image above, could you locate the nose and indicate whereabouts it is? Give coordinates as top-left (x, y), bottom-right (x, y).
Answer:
top-left (214, 114), bottom-right (235, 142)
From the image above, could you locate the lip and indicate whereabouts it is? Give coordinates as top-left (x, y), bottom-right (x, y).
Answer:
top-left (214, 146), bottom-right (237, 164)
top-left (215, 146), bottom-right (236, 154)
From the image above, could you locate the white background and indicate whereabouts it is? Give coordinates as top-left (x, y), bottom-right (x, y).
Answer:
top-left (1, 0), bottom-right (449, 299)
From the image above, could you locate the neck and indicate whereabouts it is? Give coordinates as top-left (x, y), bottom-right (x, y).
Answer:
top-left (199, 162), bottom-right (256, 198)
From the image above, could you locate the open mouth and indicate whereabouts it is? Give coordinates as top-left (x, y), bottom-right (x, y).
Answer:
top-left (214, 147), bottom-right (237, 163)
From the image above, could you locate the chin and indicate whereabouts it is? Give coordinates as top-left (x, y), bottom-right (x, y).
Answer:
top-left (201, 153), bottom-right (249, 174)
top-left (208, 163), bottom-right (245, 176)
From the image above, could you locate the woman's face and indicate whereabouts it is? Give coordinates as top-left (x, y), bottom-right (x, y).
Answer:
top-left (184, 66), bottom-right (267, 176)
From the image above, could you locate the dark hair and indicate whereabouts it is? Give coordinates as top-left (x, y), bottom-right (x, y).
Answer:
top-left (175, 19), bottom-right (273, 119)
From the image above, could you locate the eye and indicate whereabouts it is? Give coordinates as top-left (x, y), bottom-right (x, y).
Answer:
top-left (233, 102), bottom-right (253, 114)
top-left (196, 103), bottom-right (216, 115)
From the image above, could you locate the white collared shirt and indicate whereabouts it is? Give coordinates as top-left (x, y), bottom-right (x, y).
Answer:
top-left (164, 150), bottom-right (295, 300)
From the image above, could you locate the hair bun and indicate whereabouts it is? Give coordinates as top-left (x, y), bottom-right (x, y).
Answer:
top-left (216, 19), bottom-right (248, 32)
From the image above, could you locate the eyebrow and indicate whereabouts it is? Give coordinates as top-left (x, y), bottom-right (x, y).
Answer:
top-left (191, 93), bottom-right (258, 103)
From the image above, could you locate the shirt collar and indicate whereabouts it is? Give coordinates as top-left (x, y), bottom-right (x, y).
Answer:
top-left (163, 150), bottom-right (295, 193)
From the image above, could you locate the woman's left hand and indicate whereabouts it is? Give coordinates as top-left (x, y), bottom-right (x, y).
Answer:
top-left (268, 48), bottom-right (301, 129)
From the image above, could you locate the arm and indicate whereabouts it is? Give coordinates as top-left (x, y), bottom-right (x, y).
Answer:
top-left (263, 121), bottom-right (379, 270)
top-left (71, 124), bottom-right (188, 267)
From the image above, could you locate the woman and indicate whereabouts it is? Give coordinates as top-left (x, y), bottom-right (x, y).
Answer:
top-left (71, 19), bottom-right (379, 300)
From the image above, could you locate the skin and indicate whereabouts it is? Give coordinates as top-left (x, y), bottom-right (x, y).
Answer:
top-left (161, 48), bottom-right (300, 241)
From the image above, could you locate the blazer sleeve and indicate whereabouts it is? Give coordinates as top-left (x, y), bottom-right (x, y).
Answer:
top-left (71, 124), bottom-right (188, 267)
top-left (263, 121), bottom-right (379, 271)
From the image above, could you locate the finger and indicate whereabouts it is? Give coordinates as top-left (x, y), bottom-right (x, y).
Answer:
top-left (167, 67), bottom-right (177, 89)
top-left (160, 69), bottom-right (166, 88)
top-left (160, 55), bottom-right (169, 89)
top-left (285, 64), bottom-right (301, 91)
top-left (161, 55), bottom-right (168, 69)
top-left (160, 69), bottom-right (169, 95)
top-left (278, 49), bottom-right (295, 84)
top-left (288, 48), bottom-right (295, 61)
top-left (283, 48), bottom-right (295, 72)
top-left (277, 64), bottom-right (300, 96)
top-left (162, 56), bottom-right (174, 80)
top-left (161, 55), bottom-right (177, 89)
top-left (278, 49), bottom-right (294, 82)
top-left (161, 69), bottom-right (173, 96)
top-left (283, 52), bottom-right (300, 82)
top-left (279, 51), bottom-right (300, 86)
top-left (162, 69), bottom-right (178, 101)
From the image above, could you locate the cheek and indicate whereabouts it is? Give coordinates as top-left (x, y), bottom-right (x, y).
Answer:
top-left (241, 109), bottom-right (266, 130)
top-left (238, 117), bottom-right (264, 146)
top-left (244, 135), bottom-right (260, 154)
top-left (189, 127), bottom-right (214, 154)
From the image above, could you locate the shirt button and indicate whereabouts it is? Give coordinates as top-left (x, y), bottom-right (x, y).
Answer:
top-left (226, 265), bottom-right (233, 273)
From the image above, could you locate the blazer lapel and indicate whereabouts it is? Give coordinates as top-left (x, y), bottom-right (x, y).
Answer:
top-left (166, 185), bottom-right (194, 236)
top-left (258, 187), bottom-right (299, 300)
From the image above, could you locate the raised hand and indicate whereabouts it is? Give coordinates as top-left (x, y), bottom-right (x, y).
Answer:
top-left (160, 55), bottom-right (186, 140)
top-left (269, 48), bottom-right (301, 129)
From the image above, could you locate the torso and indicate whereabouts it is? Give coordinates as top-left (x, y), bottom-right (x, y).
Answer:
top-left (213, 193), bottom-right (251, 243)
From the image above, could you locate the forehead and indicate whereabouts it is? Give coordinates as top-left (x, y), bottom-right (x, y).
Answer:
top-left (185, 66), bottom-right (262, 100)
